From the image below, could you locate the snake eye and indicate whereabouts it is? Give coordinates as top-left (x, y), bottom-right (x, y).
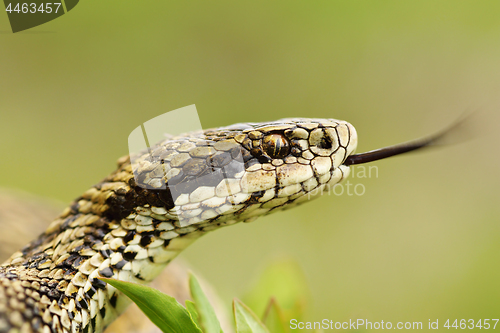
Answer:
top-left (262, 134), bottom-right (290, 159)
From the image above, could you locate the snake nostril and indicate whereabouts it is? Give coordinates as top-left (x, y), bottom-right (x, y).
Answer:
top-left (318, 134), bottom-right (333, 149)
top-left (309, 128), bottom-right (339, 156)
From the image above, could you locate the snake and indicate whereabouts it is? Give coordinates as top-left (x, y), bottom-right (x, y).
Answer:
top-left (0, 117), bottom-right (450, 333)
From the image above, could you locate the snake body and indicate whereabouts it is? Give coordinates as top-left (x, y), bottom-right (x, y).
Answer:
top-left (0, 118), bottom-right (359, 333)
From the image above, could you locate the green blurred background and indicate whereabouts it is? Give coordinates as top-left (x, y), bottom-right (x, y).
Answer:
top-left (1, 1), bottom-right (500, 331)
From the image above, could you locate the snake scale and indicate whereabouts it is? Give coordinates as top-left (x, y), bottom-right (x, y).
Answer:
top-left (0, 117), bottom-right (448, 333)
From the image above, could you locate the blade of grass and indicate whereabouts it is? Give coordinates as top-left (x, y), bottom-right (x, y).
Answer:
top-left (101, 278), bottom-right (201, 333)
top-left (185, 300), bottom-right (201, 329)
top-left (233, 298), bottom-right (269, 333)
top-left (262, 298), bottom-right (287, 333)
top-left (189, 273), bottom-right (223, 333)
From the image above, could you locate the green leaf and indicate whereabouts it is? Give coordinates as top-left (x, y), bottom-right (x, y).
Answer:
top-left (189, 273), bottom-right (223, 333)
top-left (233, 298), bottom-right (269, 333)
top-left (185, 300), bottom-right (200, 329)
top-left (101, 278), bottom-right (201, 333)
top-left (262, 298), bottom-right (288, 333)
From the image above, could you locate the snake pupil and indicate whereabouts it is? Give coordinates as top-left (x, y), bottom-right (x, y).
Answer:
top-left (262, 133), bottom-right (290, 159)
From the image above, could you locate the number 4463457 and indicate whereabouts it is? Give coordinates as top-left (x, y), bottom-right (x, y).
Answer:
top-left (444, 319), bottom-right (499, 329)
top-left (5, 3), bottom-right (62, 14)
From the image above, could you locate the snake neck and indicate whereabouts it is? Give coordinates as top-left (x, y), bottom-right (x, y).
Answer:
top-left (0, 162), bottom-right (207, 333)
top-left (0, 118), bottom-right (359, 333)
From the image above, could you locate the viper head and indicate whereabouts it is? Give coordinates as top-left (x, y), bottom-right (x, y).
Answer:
top-left (128, 118), bottom-right (358, 227)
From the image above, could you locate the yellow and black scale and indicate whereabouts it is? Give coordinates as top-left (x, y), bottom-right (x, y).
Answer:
top-left (0, 118), bottom-right (446, 333)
